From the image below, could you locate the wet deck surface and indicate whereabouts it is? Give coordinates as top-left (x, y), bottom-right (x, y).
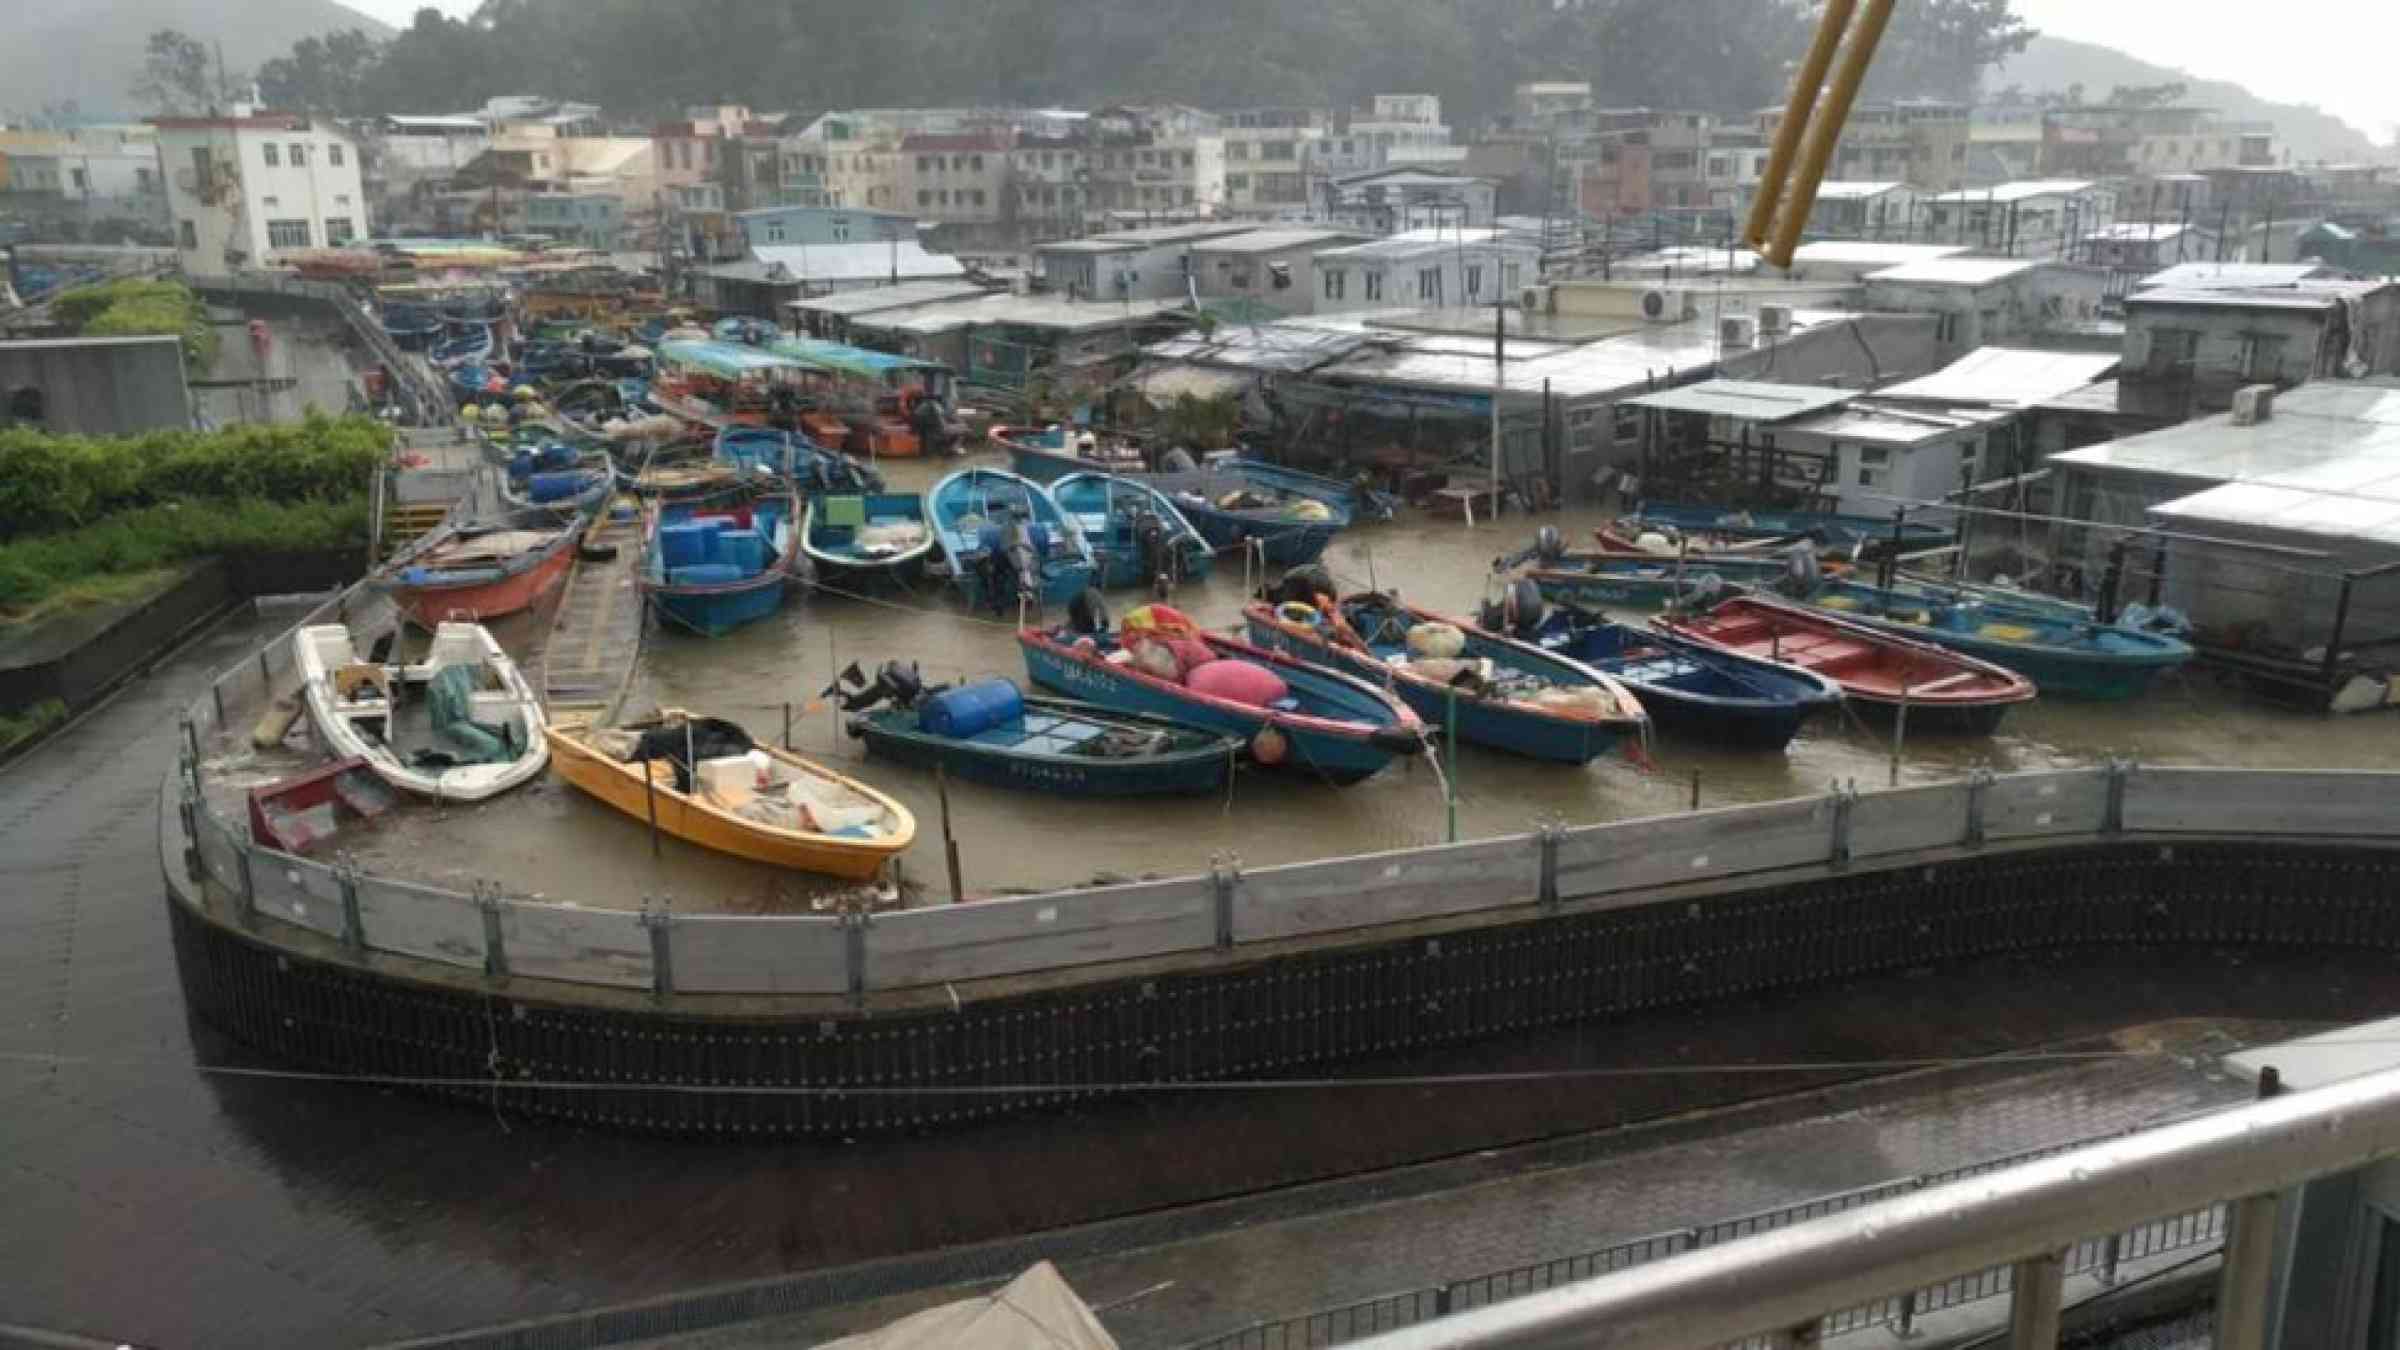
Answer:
top-left (5, 604), bottom-right (2399, 1347)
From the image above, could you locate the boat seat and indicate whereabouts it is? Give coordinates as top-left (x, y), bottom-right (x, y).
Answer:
top-left (822, 495), bottom-right (868, 531)
top-left (333, 663), bottom-right (392, 704)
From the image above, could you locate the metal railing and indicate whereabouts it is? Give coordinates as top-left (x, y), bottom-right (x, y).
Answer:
top-left (1337, 1065), bottom-right (2400, 1350)
top-left (1184, 1120), bottom-right (2225, 1350)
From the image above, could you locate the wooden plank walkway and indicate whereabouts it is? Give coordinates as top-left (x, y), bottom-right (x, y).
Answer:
top-left (541, 501), bottom-right (646, 728)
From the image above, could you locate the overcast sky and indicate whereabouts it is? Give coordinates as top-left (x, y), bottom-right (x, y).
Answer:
top-left (344, 0), bottom-right (2396, 144)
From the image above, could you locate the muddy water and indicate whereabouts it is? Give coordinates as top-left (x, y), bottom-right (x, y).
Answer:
top-left (339, 448), bottom-right (2400, 911)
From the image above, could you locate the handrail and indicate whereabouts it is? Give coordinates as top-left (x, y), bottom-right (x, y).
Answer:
top-left (1347, 1068), bottom-right (2400, 1350)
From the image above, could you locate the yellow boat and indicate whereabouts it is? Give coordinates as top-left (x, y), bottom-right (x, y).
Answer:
top-left (546, 713), bottom-right (915, 880)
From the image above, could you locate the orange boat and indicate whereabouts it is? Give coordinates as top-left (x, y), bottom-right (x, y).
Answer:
top-left (378, 519), bottom-right (586, 628)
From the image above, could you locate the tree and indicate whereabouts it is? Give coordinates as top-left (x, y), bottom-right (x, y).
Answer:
top-left (257, 29), bottom-right (383, 115)
top-left (1868, 0), bottom-right (2036, 103)
top-left (2106, 81), bottom-right (2188, 109)
top-left (133, 29), bottom-right (237, 115)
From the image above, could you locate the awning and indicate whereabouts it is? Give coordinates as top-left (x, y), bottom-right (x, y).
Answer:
top-left (1132, 364), bottom-right (1250, 405)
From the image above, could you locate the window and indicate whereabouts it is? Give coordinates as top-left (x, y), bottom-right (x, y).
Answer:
top-left (1503, 262), bottom-right (1522, 294)
top-left (2242, 334), bottom-right (2288, 380)
top-left (1181, 187), bottom-right (1195, 204)
top-left (917, 189), bottom-right (931, 206)
top-left (329, 143), bottom-right (344, 167)
top-left (938, 189), bottom-right (950, 205)
top-left (1180, 150), bottom-right (1194, 168)
top-left (970, 189), bottom-right (985, 207)
top-left (766, 221), bottom-right (786, 242)
top-left (1417, 267), bottom-right (1442, 304)
top-left (1324, 269), bottom-right (1346, 301)
top-left (971, 155), bottom-right (983, 172)
top-left (1228, 142), bottom-right (1250, 161)
top-left (70, 168), bottom-right (86, 190)
top-left (178, 219), bottom-right (197, 249)
top-left (1466, 264), bottom-right (1482, 299)
top-left (325, 217), bottom-right (354, 245)
top-left (290, 143), bottom-right (306, 167)
top-left (1935, 313), bottom-right (1959, 344)
top-left (1364, 271), bottom-right (1384, 301)
top-left (137, 167), bottom-right (154, 190)
top-left (1262, 141), bottom-right (1294, 161)
top-left (2146, 325), bottom-right (2198, 373)
top-left (266, 219), bottom-right (311, 249)
top-left (262, 142), bottom-right (280, 167)
top-left (1612, 404), bottom-right (1641, 442)
top-left (678, 141), bottom-right (692, 170)
top-left (1225, 173), bottom-right (1250, 192)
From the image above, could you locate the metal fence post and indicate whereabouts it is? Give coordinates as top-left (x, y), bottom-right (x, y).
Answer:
top-left (211, 680), bottom-right (226, 727)
top-left (178, 792), bottom-right (204, 884)
top-left (1895, 1288), bottom-right (1918, 1337)
top-left (478, 885), bottom-right (508, 978)
top-left (1538, 823), bottom-right (1562, 911)
top-left (338, 859), bottom-right (365, 954)
top-left (642, 899), bottom-right (675, 998)
top-left (1432, 1285), bottom-right (1454, 1317)
top-left (234, 845), bottom-right (258, 927)
top-left (1212, 856), bottom-right (1239, 949)
top-left (2005, 1250), bottom-right (2065, 1350)
top-left (844, 909), bottom-right (867, 999)
top-left (2098, 1231), bottom-right (2122, 1285)
top-left (2104, 758), bottom-right (2131, 834)
top-left (1828, 783), bottom-right (1855, 869)
top-left (1965, 768), bottom-right (1991, 847)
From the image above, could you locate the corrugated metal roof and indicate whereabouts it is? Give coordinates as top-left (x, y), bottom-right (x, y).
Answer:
top-left (859, 293), bottom-right (1191, 335)
top-left (744, 241), bottom-right (966, 283)
top-left (1785, 401), bottom-right (2007, 446)
top-left (2149, 481), bottom-right (2400, 546)
top-left (1870, 347), bottom-right (2120, 409)
top-left (1188, 228), bottom-right (1369, 255)
top-left (1865, 257), bottom-right (2048, 286)
top-left (1787, 241), bottom-right (1969, 271)
top-left (1813, 181), bottom-right (1906, 200)
top-left (2135, 261), bottom-right (2331, 290)
top-left (1133, 363), bottom-right (1253, 403)
top-left (2052, 380), bottom-right (2400, 499)
top-left (1145, 323), bottom-right (1376, 372)
top-left (1317, 228), bottom-right (1525, 263)
top-left (2126, 278), bottom-right (2391, 312)
top-left (785, 280), bottom-right (992, 317)
top-left (1622, 379), bottom-right (1857, 422)
top-left (1037, 223), bottom-right (1262, 253)
top-left (1922, 179), bottom-right (2094, 203)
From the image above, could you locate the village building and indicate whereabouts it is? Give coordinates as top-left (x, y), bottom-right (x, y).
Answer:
top-left (152, 110), bottom-right (367, 274)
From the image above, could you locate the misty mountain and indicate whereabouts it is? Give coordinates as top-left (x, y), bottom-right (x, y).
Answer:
top-left (2, 0), bottom-right (392, 121)
top-left (1992, 33), bottom-right (2383, 164)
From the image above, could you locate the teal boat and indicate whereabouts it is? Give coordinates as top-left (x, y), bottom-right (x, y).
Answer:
top-left (1796, 578), bottom-right (2194, 700)
top-left (1050, 472), bottom-right (1215, 590)
top-left (801, 491), bottom-right (935, 588)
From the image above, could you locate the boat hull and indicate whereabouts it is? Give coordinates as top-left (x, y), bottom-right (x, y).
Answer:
top-left (1018, 634), bottom-right (1416, 787)
top-left (648, 577), bottom-right (789, 637)
top-left (1658, 599), bottom-right (2034, 737)
top-left (1051, 472), bottom-right (1218, 590)
top-left (854, 703), bottom-right (1234, 798)
top-left (390, 535), bottom-right (578, 628)
top-left (1630, 500), bottom-right (1955, 554)
top-left (930, 467), bottom-right (1099, 614)
top-left (1524, 564), bottom-right (1768, 613)
top-left (1534, 619), bottom-right (1840, 752)
top-left (800, 493), bottom-right (934, 590)
top-left (544, 727), bottom-right (910, 879)
top-left (1801, 585), bottom-right (2192, 700)
top-left (1243, 607), bottom-right (1641, 765)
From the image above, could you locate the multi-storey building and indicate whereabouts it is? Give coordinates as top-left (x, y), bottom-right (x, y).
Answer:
top-left (1084, 106), bottom-right (1226, 222)
top-left (152, 109), bottom-right (367, 274)
top-left (899, 132), bottom-right (1015, 249)
top-left (1219, 106), bottom-right (1326, 217)
top-left (1010, 131), bottom-right (1091, 240)
top-left (1755, 99), bottom-right (1972, 193)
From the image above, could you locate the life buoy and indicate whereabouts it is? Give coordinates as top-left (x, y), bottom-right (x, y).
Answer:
top-left (1276, 600), bottom-right (1320, 626)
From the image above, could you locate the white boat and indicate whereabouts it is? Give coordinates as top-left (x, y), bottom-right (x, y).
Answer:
top-left (294, 622), bottom-right (549, 802)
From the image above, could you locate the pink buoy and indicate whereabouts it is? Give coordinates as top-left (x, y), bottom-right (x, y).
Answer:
top-left (1187, 659), bottom-right (1289, 708)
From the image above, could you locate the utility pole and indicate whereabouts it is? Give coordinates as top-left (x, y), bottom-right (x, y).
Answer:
top-left (1489, 285), bottom-right (1505, 520)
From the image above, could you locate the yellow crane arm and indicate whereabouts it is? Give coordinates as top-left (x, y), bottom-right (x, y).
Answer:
top-left (1742, 0), bottom-right (1899, 268)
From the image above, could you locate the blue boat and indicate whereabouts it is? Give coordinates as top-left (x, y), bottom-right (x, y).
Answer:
top-left (801, 491), bottom-right (936, 588)
top-left (929, 467), bottom-right (1097, 614)
top-left (1630, 500), bottom-right (1955, 556)
top-left (448, 361), bottom-right (510, 406)
top-left (1526, 610), bottom-right (1843, 751)
top-left (992, 425), bottom-right (1150, 483)
top-left (1142, 466), bottom-right (1347, 567)
top-left (1522, 557), bottom-right (1793, 613)
top-left (430, 324), bottom-right (496, 368)
top-left (499, 441), bottom-right (612, 514)
top-left (1018, 624), bottom-right (1424, 787)
top-left (381, 301), bottom-right (444, 352)
top-left (1794, 578), bottom-right (2195, 700)
top-left (1225, 455), bottom-right (1400, 522)
top-left (713, 425), bottom-right (884, 495)
top-left (638, 487), bottom-right (801, 637)
top-left (1050, 472), bottom-right (1216, 591)
top-left (842, 673), bottom-right (1240, 798)
top-left (1244, 596), bottom-right (1646, 765)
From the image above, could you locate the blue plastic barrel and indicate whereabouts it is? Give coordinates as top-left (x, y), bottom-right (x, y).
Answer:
top-left (527, 470), bottom-right (589, 503)
top-left (918, 678), bottom-right (1025, 739)
top-left (669, 562), bottom-right (745, 587)
top-left (715, 527), bottom-right (768, 575)
top-left (658, 524), bottom-right (713, 569)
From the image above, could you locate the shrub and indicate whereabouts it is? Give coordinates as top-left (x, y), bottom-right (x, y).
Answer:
top-left (51, 276), bottom-right (218, 367)
top-left (0, 414), bottom-right (390, 539)
top-left (0, 497), bottom-right (372, 619)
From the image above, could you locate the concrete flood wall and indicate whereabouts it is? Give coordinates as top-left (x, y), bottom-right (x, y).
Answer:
top-left (165, 581), bottom-right (2400, 1134)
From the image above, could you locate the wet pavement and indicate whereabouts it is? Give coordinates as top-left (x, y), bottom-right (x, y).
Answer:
top-left (3, 605), bottom-right (2396, 1346)
top-left (249, 447), bottom-right (2400, 913)
top-left (193, 314), bottom-right (363, 425)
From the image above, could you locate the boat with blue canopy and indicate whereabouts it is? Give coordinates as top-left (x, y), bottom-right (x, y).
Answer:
top-left (1018, 609), bottom-right (1424, 786)
top-left (1790, 577), bottom-right (2195, 700)
top-left (1050, 472), bottom-right (1215, 590)
top-left (766, 337), bottom-right (953, 458)
top-left (649, 339), bottom-right (812, 429)
top-left (637, 485), bottom-right (802, 637)
top-left (929, 467), bottom-right (1096, 613)
top-left (801, 491), bottom-right (936, 589)
top-left (1244, 594), bottom-right (1647, 765)
top-left (836, 665), bottom-right (1239, 798)
top-left (1522, 609), bottom-right (1843, 750)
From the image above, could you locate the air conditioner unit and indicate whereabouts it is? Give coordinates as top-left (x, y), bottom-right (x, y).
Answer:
top-left (1519, 284), bottom-right (1553, 315)
top-left (2231, 383), bottom-right (2277, 426)
top-left (1640, 287), bottom-right (1692, 322)
top-left (1719, 315), bottom-right (1758, 349)
top-left (1757, 304), bottom-right (1793, 336)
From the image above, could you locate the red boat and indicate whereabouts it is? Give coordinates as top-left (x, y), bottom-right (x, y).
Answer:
top-left (1656, 596), bottom-right (2035, 735)
top-left (247, 757), bottom-right (398, 853)
top-left (379, 518), bottom-right (585, 628)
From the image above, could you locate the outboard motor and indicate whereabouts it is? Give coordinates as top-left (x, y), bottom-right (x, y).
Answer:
top-left (979, 510), bottom-right (1041, 615)
top-left (1159, 446), bottom-right (1199, 474)
top-left (1477, 576), bottom-right (1548, 641)
top-left (1131, 509), bottom-right (1180, 597)
top-left (1264, 563), bottom-right (1339, 607)
top-left (1490, 525), bottom-right (1568, 574)
top-left (1774, 541), bottom-right (1821, 599)
top-left (1067, 587), bottom-right (1111, 636)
